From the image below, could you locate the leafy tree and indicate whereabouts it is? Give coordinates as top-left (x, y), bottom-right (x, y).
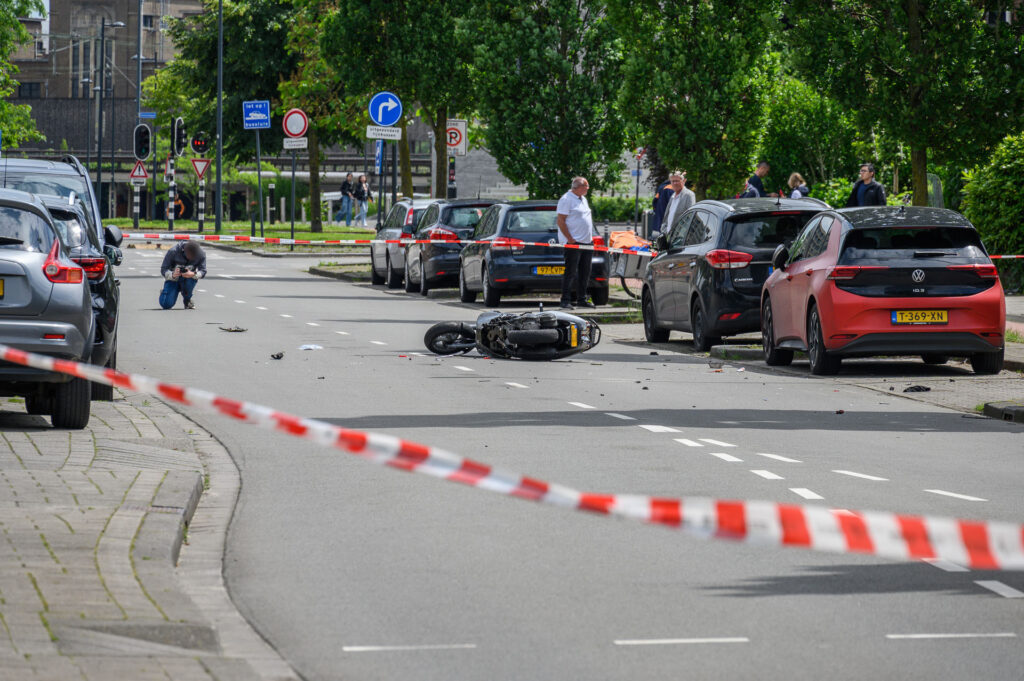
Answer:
top-left (758, 78), bottom-right (858, 192)
top-left (785, 0), bottom-right (1024, 206)
top-left (466, 0), bottom-right (626, 199)
top-left (609, 0), bottom-right (779, 200)
top-left (152, 0), bottom-right (298, 160)
top-left (961, 131), bottom-right (1024, 289)
top-left (0, 0), bottom-right (45, 147)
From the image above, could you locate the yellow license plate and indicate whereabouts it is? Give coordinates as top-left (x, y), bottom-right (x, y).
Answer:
top-left (892, 310), bottom-right (947, 325)
top-left (534, 266), bottom-right (564, 275)
top-left (570, 325), bottom-right (578, 347)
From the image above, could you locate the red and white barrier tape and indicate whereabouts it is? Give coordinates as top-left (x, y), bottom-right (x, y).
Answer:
top-left (5, 343), bottom-right (1022, 570)
top-left (121, 232), bottom-right (654, 258)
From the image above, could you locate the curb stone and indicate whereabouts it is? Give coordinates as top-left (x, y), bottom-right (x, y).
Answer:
top-left (983, 401), bottom-right (1024, 424)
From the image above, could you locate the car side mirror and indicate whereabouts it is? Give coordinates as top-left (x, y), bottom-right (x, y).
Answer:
top-left (655, 234), bottom-right (668, 252)
top-left (772, 244), bottom-right (789, 271)
top-left (104, 224), bottom-right (123, 247)
top-left (105, 245), bottom-right (123, 267)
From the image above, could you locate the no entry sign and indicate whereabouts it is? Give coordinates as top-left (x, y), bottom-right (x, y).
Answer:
top-left (282, 108), bottom-right (309, 138)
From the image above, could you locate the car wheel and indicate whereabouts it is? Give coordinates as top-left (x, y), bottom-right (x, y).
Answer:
top-left (590, 285), bottom-right (610, 306)
top-left (50, 377), bottom-right (91, 430)
top-left (482, 265), bottom-right (501, 307)
top-left (761, 297), bottom-right (793, 366)
top-left (807, 305), bottom-right (841, 376)
top-left (642, 289), bottom-right (669, 342)
top-left (25, 393), bottom-right (51, 415)
top-left (91, 348), bottom-right (116, 401)
top-left (419, 258), bottom-right (430, 296)
top-left (385, 255), bottom-right (402, 289)
top-left (970, 348), bottom-right (1003, 375)
top-left (404, 257), bottom-right (420, 293)
top-left (921, 354), bottom-right (948, 365)
top-left (690, 300), bottom-right (721, 352)
top-left (459, 266), bottom-right (477, 303)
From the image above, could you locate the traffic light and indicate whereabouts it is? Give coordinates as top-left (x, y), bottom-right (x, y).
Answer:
top-left (171, 117), bottom-right (186, 157)
top-left (133, 124), bottom-right (151, 161)
top-left (190, 133), bottom-right (209, 156)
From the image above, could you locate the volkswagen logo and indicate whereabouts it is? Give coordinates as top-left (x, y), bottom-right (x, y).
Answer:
top-left (911, 269), bottom-right (926, 283)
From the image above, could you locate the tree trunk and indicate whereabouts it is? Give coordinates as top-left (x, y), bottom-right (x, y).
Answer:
top-left (911, 147), bottom-right (928, 206)
top-left (399, 116), bottom-right (414, 198)
top-left (308, 128), bottom-right (322, 233)
top-left (694, 179), bottom-right (709, 202)
top-left (433, 104), bottom-right (448, 198)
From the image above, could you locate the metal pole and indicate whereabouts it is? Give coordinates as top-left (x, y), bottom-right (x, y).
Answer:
top-left (136, 0), bottom-right (142, 120)
top-left (290, 151), bottom-right (297, 252)
top-left (391, 141), bottom-right (397, 205)
top-left (132, 184), bottom-right (139, 229)
top-left (95, 21), bottom-right (106, 201)
top-left (376, 146), bottom-right (384, 228)
top-left (255, 130), bottom-right (264, 236)
top-left (109, 77), bottom-right (117, 219)
top-left (167, 156), bottom-right (175, 231)
top-left (198, 179), bottom-right (205, 232)
top-left (215, 0), bottom-right (224, 233)
top-left (83, 80), bottom-right (92, 173)
top-left (149, 45), bottom-right (157, 220)
top-left (633, 154), bottom-right (640, 231)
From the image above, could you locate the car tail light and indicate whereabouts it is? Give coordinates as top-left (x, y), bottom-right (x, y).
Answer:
top-left (427, 227), bottom-right (459, 241)
top-left (42, 241), bottom-right (84, 284)
top-left (592, 235), bottom-right (605, 248)
top-left (491, 237), bottom-right (525, 251)
top-left (43, 334), bottom-right (66, 340)
top-left (947, 264), bottom-right (999, 279)
top-left (826, 265), bottom-right (886, 280)
top-left (400, 232), bottom-right (413, 239)
top-left (705, 249), bottom-right (753, 269)
top-left (404, 208), bottom-right (415, 226)
top-left (72, 256), bottom-right (107, 280)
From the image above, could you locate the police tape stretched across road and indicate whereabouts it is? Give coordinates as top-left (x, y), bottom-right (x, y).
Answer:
top-left (120, 232), bottom-right (1024, 259)
top-left (1, 341), bottom-right (1022, 571)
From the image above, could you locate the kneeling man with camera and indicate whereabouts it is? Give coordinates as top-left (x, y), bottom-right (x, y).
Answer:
top-left (159, 241), bottom-right (207, 310)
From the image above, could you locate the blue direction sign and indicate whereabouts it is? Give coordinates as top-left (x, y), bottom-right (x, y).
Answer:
top-left (139, 111), bottom-right (156, 120)
top-left (368, 91), bottom-right (402, 127)
top-left (375, 139), bottom-right (384, 173)
top-left (243, 100), bottom-right (271, 130)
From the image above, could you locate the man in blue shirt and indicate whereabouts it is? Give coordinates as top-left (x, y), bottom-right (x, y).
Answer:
top-left (846, 163), bottom-right (887, 206)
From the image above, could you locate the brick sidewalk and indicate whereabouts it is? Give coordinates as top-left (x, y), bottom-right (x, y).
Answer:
top-left (0, 393), bottom-right (297, 681)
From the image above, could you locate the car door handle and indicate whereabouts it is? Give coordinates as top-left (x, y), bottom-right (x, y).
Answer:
top-left (786, 274), bottom-right (794, 281)
top-left (688, 262), bottom-right (696, 267)
top-left (805, 269), bottom-right (813, 277)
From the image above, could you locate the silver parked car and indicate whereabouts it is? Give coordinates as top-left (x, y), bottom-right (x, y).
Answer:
top-left (0, 189), bottom-right (93, 428)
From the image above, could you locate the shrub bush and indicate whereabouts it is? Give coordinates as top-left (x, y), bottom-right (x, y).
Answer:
top-left (962, 131), bottom-right (1024, 292)
top-left (590, 196), bottom-right (641, 223)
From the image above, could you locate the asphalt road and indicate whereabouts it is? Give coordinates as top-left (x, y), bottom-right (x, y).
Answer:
top-left (118, 246), bottom-right (1024, 681)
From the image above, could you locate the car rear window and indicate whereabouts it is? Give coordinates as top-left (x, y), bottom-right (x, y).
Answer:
top-left (0, 206), bottom-right (56, 253)
top-left (50, 213), bottom-right (89, 248)
top-left (725, 213), bottom-right (813, 248)
top-left (444, 206), bottom-right (487, 229)
top-left (839, 227), bottom-right (986, 263)
top-left (2, 172), bottom-right (89, 203)
top-left (506, 208), bottom-right (557, 233)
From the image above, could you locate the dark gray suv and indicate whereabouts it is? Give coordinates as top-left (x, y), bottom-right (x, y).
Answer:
top-left (0, 189), bottom-right (94, 428)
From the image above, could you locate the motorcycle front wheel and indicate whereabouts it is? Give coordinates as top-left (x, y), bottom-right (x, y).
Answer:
top-left (424, 322), bottom-right (476, 355)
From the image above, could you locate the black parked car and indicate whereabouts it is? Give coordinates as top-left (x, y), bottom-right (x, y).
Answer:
top-left (403, 199), bottom-right (496, 295)
top-left (0, 156), bottom-right (123, 399)
top-left (370, 197), bottom-right (440, 288)
top-left (642, 197), bottom-right (828, 350)
top-left (458, 201), bottom-right (609, 307)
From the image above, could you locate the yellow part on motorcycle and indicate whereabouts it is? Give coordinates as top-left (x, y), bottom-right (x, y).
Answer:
top-left (570, 325), bottom-right (578, 347)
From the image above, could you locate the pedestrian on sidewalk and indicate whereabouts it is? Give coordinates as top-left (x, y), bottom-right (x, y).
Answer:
top-left (788, 172), bottom-right (811, 198)
top-left (740, 161), bottom-right (777, 198)
top-left (335, 173), bottom-right (355, 225)
top-left (159, 241), bottom-right (207, 310)
top-left (663, 171), bottom-right (695, 232)
top-left (845, 163), bottom-right (887, 207)
top-left (353, 175), bottom-right (373, 227)
top-left (651, 177), bottom-right (673, 234)
top-left (556, 176), bottom-right (595, 310)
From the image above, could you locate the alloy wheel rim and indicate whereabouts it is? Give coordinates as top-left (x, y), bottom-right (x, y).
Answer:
top-left (763, 302), bottom-right (772, 353)
top-left (809, 311), bottom-right (821, 363)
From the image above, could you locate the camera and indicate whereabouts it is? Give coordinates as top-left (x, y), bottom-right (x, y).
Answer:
top-left (175, 265), bottom-right (194, 273)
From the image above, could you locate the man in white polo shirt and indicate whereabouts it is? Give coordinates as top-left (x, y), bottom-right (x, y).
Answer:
top-left (556, 176), bottom-right (595, 310)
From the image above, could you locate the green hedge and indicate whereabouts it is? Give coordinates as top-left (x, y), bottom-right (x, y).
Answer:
top-left (962, 131), bottom-right (1024, 292)
top-left (590, 196), bottom-right (642, 222)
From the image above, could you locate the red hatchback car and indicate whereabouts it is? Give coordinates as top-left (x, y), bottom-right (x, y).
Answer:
top-left (761, 206), bottom-right (1005, 375)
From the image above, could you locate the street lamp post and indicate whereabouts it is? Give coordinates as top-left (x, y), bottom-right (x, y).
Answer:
top-left (81, 78), bottom-right (92, 171)
top-left (95, 18), bottom-right (124, 217)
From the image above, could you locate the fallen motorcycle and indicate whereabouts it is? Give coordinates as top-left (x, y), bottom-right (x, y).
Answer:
top-left (424, 309), bottom-right (601, 361)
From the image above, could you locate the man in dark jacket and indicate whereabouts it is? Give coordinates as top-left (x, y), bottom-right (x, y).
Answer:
top-left (651, 178), bottom-right (674, 234)
top-left (846, 163), bottom-right (887, 207)
top-left (740, 161), bottom-right (775, 198)
top-left (159, 241), bottom-right (207, 309)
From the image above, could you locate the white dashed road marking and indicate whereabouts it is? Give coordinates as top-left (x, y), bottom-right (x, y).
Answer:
top-left (923, 558), bottom-right (969, 573)
top-left (750, 470), bottom-right (784, 480)
top-left (306, 322), bottom-right (320, 327)
top-left (568, 402), bottom-right (595, 409)
top-left (342, 644), bottom-right (478, 653)
top-left (505, 382), bottom-right (529, 389)
top-left (789, 488), bottom-right (824, 500)
top-left (280, 314), bottom-right (293, 318)
top-left (234, 300), bottom-right (246, 304)
top-left (335, 331), bottom-right (349, 335)
top-left (605, 413), bottom-right (636, 420)
top-left (370, 341), bottom-right (387, 345)
top-left (214, 294), bottom-right (224, 298)
top-left (886, 633), bottom-right (1017, 640)
top-left (754, 453), bottom-right (801, 463)
top-left (673, 439), bottom-right (703, 447)
top-left (639, 425), bottom-right (680, 433)
top-left (256, 306), bottom-right (268, 310)
top-left (974, 581), bottom-right (1024, 598)
top-left (453, 366), bottom-right (474, 372)
top-left (925, 489), bottom-right (987, 502)
top-left (614, 637), bottom-right (749, 646)
top-left (699, 439), bottom-right (735, 447)
top-left (833, 470), bottom-right (889, 482)
top-left (708, 452), bottom-right (743, 463)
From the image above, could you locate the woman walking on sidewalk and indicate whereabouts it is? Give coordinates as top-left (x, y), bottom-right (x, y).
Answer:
top-left (353, 175), bottom-right (373, 227)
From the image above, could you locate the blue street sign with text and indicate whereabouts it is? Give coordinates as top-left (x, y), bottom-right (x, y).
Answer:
top-left (139, 112), bottom-right (156, 119)
top-left (368, 92), bottom-right (402, 127)
top-left (375, 140), bottom-right (383, 174)
top-left (243, 100), bottom-right (271, 130)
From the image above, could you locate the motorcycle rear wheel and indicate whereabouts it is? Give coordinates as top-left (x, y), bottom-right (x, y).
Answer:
top-left (424, 322), bottom-right (475, 355)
